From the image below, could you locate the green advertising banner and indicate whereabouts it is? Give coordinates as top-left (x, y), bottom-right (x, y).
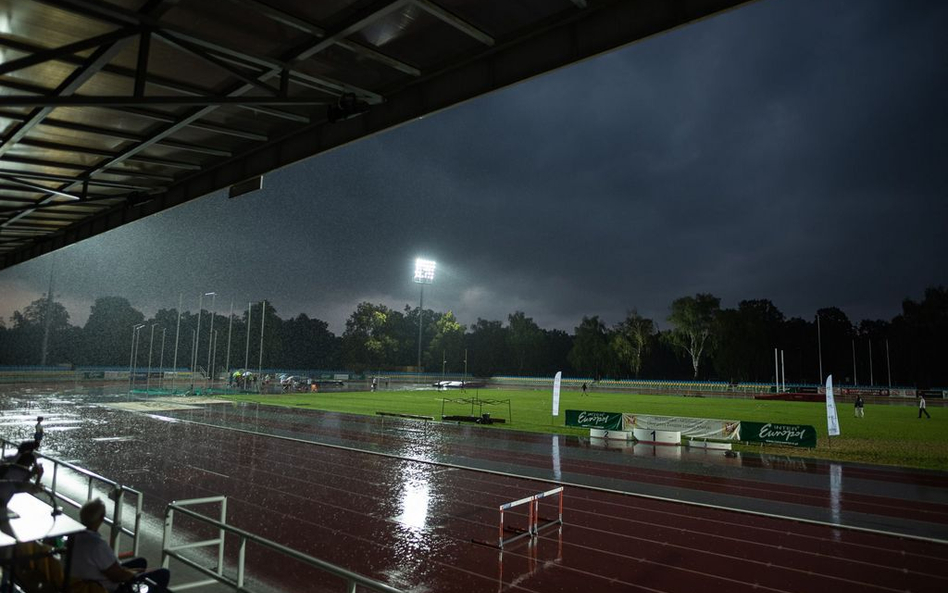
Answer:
top-left (740, 421), bottom-right (817, 448)
top-left (565, 410), bottom-right (624, 430)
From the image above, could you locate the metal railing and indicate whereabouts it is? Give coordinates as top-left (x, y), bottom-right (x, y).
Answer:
top-left (1, 438), bottom-right (143, 556)
top-left (162, 496), bottom-right (405, 593)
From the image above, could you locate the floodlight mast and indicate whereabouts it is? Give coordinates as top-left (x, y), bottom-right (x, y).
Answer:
top-left (413, 258), bottom-right (436, 372)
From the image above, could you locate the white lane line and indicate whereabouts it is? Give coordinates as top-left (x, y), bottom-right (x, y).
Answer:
top-left (186, 464), bottom-right (230, 479)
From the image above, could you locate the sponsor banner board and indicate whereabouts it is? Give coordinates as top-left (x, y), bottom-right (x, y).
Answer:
top-left (565, 410), bottom-right (623, 430)
top-left (82, 371), bottom-right (105, 379)
top-left (740, 421), bottom-right (817, 448)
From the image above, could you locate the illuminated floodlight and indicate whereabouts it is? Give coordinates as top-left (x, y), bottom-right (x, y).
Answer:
top-left (414, 258), bottom-right (436, 284)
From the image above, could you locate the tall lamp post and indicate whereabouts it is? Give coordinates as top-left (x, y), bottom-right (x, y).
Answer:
top-left (128, 323), bottom-right (145, 394)
top-left (413, 258), bottom-right (436, 372)
top-left (205, 292), bottom-right (217, 388)
top-left (146, 324), bottom-right (157, 393)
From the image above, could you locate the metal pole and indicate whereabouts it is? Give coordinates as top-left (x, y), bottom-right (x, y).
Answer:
top-left (128, 325), bottom-right (139, 393)
top-left (128, 325), bottom-right (139, 394)
top-left (868, 339), bottom-right (874, 386)
top-left (159, 327), bottom-right (166, 390)
top-left (852, 340), bottom-right (857, 386)
top-left (886, 338), bottom-right (892, 389)
top-left (244, 301), bottom-right (252, 370)
top-left (258, 300), bottom-right (266, 384)
top-left (206, 293), bottom-right (217, 388)
top-left (190, 329), bottom-right (196, 392)
top-left (417, 284), bottom-right (424, 371)
top-left (225, 300), bottom-right (234, 379)
top-left (441, 349), bottom-right (446, 385)
top-left (146, 324), bottom-right (155, 393)
top-left (816, 313), bottom-right (823, 383)
top-left (774, 348), bottom-right (778, 393)
top-left (133, 328), bottom-right (143, 392)
top-left (172, 293), bottom-right (182, 391)
top-left (781, 349), bottom-right (786, 393)
top-left (194, 293), bottom-right (204, 376)
top-left (211, 330), bottom-right (218, 389)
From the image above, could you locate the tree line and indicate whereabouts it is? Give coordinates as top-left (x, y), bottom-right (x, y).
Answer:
top-left (0, 287), bottom-right (945, 387)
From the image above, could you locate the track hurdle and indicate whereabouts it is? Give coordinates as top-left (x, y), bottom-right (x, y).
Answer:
top-left (492, 486), bottom-right (564, 549)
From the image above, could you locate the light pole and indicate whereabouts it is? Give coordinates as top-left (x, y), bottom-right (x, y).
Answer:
top-left (193, 293), bottom-right (205, 376)
top-left (146, 324), bottom-right (156, 393)
top-left (159, 327), bottom-right (166, 390)
top-left (172, 293), bottom-right (182, 391)
top-left (413, 258), bottom-right (436, 372)
top-left (128, 323), bottom-right (145, 394)
top-left (244, 301), bottom-right (252, 370)
top-left (206, 292), bottom-right (217, 388)
top-left (816, 313), bottom-right (823, 383)
top-left (225, 300), bottom-right (234, 382)
top-left (131, 324), bottom-right (146, 394)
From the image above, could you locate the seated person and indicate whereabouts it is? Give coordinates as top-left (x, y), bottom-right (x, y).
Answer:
top-left (71, 499), bottom-right (170, 593)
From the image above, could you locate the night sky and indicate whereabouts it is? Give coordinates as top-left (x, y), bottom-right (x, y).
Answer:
top-left (1, 0), bottom-right (946, 334)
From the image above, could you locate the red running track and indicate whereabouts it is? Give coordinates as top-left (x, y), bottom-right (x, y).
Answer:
top-left (29, 403), bottom-right (948, 593)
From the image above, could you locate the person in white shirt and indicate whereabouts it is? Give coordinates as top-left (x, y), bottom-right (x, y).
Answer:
top-left (71, 499), bottom-right (170, 592)
top-left (918, 395), bottom-right (931, 419)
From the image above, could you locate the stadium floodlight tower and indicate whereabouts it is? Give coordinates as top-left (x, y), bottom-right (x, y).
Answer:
top-left (413, 258), bottom-right (436, 371)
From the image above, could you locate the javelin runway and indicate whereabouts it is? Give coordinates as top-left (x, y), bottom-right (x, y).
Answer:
top-left (3, 390), bottom-right (947, 593)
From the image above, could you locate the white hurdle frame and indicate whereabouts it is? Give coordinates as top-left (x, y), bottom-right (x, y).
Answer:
top-left (496, 486), bottom-right (563, 548)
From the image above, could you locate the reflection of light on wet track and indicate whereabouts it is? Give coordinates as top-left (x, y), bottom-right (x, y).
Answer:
top-left (395, 468), bottom-right (431, 530)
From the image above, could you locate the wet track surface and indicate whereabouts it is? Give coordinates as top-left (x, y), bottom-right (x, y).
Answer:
top-left (3, 387), bottom-right (948, 593)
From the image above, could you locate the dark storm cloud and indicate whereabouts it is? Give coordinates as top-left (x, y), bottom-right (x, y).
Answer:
top-left (1, 0), bottom-right (946, 333)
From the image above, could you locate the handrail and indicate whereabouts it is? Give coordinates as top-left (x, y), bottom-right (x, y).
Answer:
top-left (162, 496), bottom-right (405, 593)
top-left (1, 437), bottom-right (143, 556)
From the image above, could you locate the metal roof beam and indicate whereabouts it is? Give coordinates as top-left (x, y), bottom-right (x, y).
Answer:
top-left (0, 169), bottom-right (156, 191)
top-left (153, 30), bottom-right (281, 97)
top-left (0, 174), bottom-right (82, 201)
top-left (0, 26), bottom-right (141, 76)
top-left (0, 109), bottom-right (234, 156)
top-left (0, 37), bottom-right (274, 139)
top-left (223, 0), bottom-right (420, 76)
top-left (0, 39), bottom-right (134, 159)
top-left (39, 0), bottom-right (381, 103)
top-left (0, 95), bottom-right (327, 109)
top-left (16, 138), bottom-right (202, 170)
top-left (289, 0), bottom-right (412, 62)
top-left (411, 0), bottom-right (495, 46)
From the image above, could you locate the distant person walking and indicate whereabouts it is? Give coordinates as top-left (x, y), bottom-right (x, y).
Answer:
top-left (581, 382), bottom-right (587, 396)
top-left (854, 396), bottom-right (865, 418)
top-left (918, 395), bottom-right (931, 419)
top-left (33, 416), bottom-right (44, 448)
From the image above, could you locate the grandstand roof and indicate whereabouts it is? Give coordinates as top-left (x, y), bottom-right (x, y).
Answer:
top-left (0, 0), bottom-right (749, 270)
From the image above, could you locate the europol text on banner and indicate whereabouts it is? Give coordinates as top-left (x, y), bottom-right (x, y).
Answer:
top-left (740, 421), bottom-right (818, 448)
top-left (552, 371), bottom-right (562, 417)
top-left (826, 374), bottom-right (840, 437)
top-left (565, 410), bottom-right (624, 431)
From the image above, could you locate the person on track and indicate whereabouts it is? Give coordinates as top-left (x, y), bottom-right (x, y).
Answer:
top-left (581, 382), bottom-right (588, 396)
top-left (918, 395), bottom-right (931, 419)
top-left (854, 395), bottom-right (864, 418)
top-left (34, 416), bottom-right (44, 448)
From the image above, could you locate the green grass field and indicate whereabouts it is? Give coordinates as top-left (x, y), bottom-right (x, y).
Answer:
top-left (218, 388), bottom-right (948, 471)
